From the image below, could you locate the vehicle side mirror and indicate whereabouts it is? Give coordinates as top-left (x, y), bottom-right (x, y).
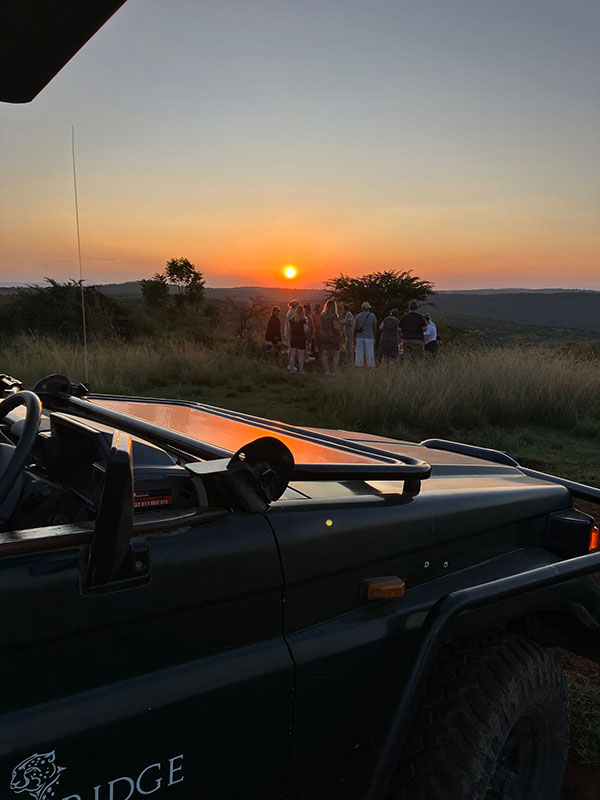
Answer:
top-left (85, 430), bottom-right (150, 592)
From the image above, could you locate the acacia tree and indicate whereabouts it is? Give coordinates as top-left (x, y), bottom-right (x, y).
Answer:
top-left (139, 258), bottom-right (205, 324)
top-left (324, 269), bottom-right (434, 318)
top-left (165, 257), bottom-right (205, 307)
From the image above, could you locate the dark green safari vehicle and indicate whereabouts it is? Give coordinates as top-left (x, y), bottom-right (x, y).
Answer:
top-left (0, 374), bottom-right (598, 800)
top-left (2, 5), bottom-right (599, 800)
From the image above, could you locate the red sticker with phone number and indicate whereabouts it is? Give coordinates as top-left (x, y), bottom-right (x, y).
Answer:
top-left (134, 490), bottom-right (172, 510)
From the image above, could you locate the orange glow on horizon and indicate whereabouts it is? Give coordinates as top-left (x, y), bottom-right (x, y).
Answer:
top-left (3, 202), bottom-right (599, 289)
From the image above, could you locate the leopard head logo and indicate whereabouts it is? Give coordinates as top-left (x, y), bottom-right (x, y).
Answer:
top-left (10, 752), bottom-right (66, 800)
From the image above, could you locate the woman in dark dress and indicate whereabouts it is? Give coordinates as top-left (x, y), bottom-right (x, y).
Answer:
top-left (287, 305), bottom-right (308, 372)
top-left (379, 308), bottom-right (400, 360)
top-left (264, 306), bottom-right (281, 359)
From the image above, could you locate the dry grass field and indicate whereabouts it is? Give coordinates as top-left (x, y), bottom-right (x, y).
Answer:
top-left (6, 335), bottom-right (599, 483)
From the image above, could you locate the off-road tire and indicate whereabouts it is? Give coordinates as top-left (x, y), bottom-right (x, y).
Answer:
top-left (387, 632), bottom-right (569, 800)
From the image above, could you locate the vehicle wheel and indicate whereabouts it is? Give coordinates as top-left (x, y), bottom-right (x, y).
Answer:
top-left (387, 632), bottom-right (569, 800)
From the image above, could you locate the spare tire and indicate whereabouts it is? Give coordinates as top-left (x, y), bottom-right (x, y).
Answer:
top-left (387, 632), bottom-right (569, 800)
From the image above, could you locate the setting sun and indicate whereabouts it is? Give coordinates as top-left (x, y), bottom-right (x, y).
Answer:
top-left (284, 265), bottom-right (297, 280)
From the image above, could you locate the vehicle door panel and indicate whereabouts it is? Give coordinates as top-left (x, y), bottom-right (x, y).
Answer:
top-left (268, 498), bottom-right (432, 799)
top-left (0, 512), bottom-right (292, 799)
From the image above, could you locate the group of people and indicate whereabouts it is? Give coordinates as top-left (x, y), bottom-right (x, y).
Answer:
top-left (265, 299), bottom-right (438, 372)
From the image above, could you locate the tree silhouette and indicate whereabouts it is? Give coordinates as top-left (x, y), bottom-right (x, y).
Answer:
top-left (324, 269), bottom-right (434, 318)
top-left (8, 278), bottom-right (131, 338)
top-left (165, 257), bottom-right (205, 306)
top-left (140, 273), bottom-right (170, 308)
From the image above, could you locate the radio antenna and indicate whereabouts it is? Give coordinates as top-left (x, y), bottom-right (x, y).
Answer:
top-left (71, 124), bottom-right (89, 384)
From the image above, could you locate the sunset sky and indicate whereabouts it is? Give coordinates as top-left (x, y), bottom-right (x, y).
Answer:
top-left (1, 0), bottom-right (599, 289)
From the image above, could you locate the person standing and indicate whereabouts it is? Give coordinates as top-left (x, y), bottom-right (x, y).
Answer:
top-left (264, 306), bottom-right (281, 359)
top-left (311, 303), bottom-right (322, 358)
top-left (423, 313), bottom-right (438, 357)
top-left (341, 304), bottom-right (354, 361)
top-left (287, 304), bottom-right (309, 372)
top-left (354, 301), bottom-right (377, 367)
top-left (320, 299), bottom-right (342, 373)
top-left (379, 308), bottom-right (400, 360)
top-left (284, 299), bottom-right (299, 342)
top-left (399, 300), bottom-right (427, 361)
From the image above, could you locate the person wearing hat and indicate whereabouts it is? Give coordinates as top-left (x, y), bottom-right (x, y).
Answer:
top-left (353, 301), bottom-right (377, 367)
top-left (399, 300), bottom-right (427, 361)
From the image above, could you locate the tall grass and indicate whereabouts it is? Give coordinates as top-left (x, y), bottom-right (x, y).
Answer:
top-left (316, 347), bottom-right (600, 437)
top-left (0, 335), bottom-right (283, 397)
top-left (3, 337), bottom-right (599, 436)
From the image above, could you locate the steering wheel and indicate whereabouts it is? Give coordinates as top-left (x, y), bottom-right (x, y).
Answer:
top-left (0, 391), bottom-right (42, 505)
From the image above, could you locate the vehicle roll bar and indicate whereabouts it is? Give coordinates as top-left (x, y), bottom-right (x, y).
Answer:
top-left (33, 376), bottom-right (432, 497)
top-left (422, 438), bottom-right (600, 506)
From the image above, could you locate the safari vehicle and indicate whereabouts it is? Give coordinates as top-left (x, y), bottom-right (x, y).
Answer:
top-left (0, 373), bottom-right (598, 800)
top-left (2, 5), bottom-right (600, 800)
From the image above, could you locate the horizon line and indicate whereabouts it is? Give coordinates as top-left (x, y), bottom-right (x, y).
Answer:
top-left (0, 281), bottom-right (598, 294)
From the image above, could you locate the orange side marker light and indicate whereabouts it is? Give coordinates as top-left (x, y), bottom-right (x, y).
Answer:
top-left (367, 578), bottom-right (406, 601)
top-left (589, 525), bottom-right (600, 552)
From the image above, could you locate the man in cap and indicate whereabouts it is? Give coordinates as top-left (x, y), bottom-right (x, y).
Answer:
top-left (353, 301), bottom-right (377, 367)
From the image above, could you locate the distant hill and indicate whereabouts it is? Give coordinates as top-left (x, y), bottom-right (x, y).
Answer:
top-left (438, 312), bottom-right (600, 347)
top-left (97, 281), bottom-right (144, 297)
top-left (206, 286), bottom-right (328, 305)
top-left (99, 281), bottom-right (329, 306)
top-left (435, 287), bottom-right (598, 294)
top-left (69, 281), bottom-right (600, 338)
top-left (430, 291), bottom-right (600, 333)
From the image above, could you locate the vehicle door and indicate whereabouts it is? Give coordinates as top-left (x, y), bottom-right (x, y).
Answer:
top-left (0, 508), bottom-right (292, 800)
top-left (268, 492), bottom-right (433, 800)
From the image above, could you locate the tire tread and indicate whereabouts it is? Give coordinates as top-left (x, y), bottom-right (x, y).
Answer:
top-left (386, 632), bottom-right (569, 800)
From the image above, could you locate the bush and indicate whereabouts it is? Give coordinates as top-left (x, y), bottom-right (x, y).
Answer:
top-left (557, 342), bottom-right (600, 362)
top-left (0, 279), bottom-right (133, 340)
